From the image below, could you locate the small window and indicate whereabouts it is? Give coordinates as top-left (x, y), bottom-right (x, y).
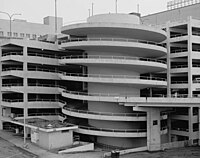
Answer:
top-left (20, 33), bottom-right (24, 38)
top-left (153, 120), bottom-right (158, 125)
top-left (32, 34), bottom-right (37, 39)
top-left (13, 32), bottom-right (18, 37)
top-left (7, 32), bottom-right (11, 37)
top-left (26, 34), bottom-right (30, 38)
top-left (0, 31), bottom-right (4, 36)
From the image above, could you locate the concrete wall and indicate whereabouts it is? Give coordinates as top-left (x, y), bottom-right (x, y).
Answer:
top-left (87, 13), bottom-right (140, 24)
top-left (37, 130), bottom-right (73, 150)
top-left (98, 137), bottom-right (147, 149)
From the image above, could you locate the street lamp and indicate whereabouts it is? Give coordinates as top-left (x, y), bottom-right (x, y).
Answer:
top-left (0, 11), bottom-right (21, 37)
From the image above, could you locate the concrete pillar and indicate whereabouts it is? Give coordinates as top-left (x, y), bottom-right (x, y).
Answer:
top-left (0, 47), bottom-right (2, 130)
top-left (188, 107), bottom-right (193, 143)
top-left (23, 46), bottom-right (28, 118)
top-left (187, 16), bottom-right (193, 98)
top-left (23, 46), bottom-right (28, 145)
top-left (198, 108), bottom-right (200, 146)
top-left (166, 22), bottom-right (171, 97)
top-left (167, 113), bottom-right (171, 142)
top-left (147, 108), bottom-right (161, 151)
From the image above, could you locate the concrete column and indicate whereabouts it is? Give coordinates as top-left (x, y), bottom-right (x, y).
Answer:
top-left (166, 22), bottom-right (171, 97)
top-left (198, 108), bottom-right (200, 146)
top-left (23, 46), bottom-right (28, 117)
top-left (167, 113), bottom-right (171, 142)
top-left (187, 16), bottom-right (193, 98)
top-left (147, 108), bottom-right (161, 151)
top-left (23, 46), bottom-right (28, 142)
top-left (188, 107), bottom-right (193, 143)
top-left (0, 47), bottom-right (2, 130)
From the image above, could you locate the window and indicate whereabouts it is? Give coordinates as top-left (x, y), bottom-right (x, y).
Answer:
top-left (13, 32), bottom-right (18, 37)
top-left (153, 120), bottom-right (158, 125)
top-left (26, 34), bottom-right (30, 38)
top-left (20, 33), bottom-right (24, 38)
top-left (32, 34), bottom-right (37, 39)
top-left (0, 31), bottom-right (4, 36)
top-left (7, 32), bottom-right (11, 37)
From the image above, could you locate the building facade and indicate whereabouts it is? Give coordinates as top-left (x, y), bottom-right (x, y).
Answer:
top-left (0, 2), bottom-right (200, 151)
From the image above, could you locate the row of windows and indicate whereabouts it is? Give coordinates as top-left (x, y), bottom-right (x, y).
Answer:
top-left (0, 31), bottom-right (38, 39)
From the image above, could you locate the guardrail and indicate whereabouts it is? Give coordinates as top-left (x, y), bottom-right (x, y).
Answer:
top-left (63, 106), bottom-right (146, 117)
top-left (2, 98), bottom-right (66, 104)
top-left (63, 89), bottom-right (140, 97)
top-left (2, 52), bottom-right (23, 56)
top-left (170, 33), bottom-right (188, 38)
top-left (13, 113), bottom-right (63, 118)
top-left (61, 37), bottom-right (165, 47)
top-left (171, 127), bottom-right (189, 132)
top-left (60, 55), bottom-right (166, 64)
top-left (60, 72), bottom-right (167, 81)
top-left (28, 67), bottom-right (58, 73)
top-left (171, 65), bottom-right (188, 69)
top-left (28, 83), bottom-right (66, 89)
top-left (171, 49), bottom-right (187, 54)
top-left (192, 32), bottom-right (200, 36)
top-left (76, 124), bottom-right (147, 133)
top-left (28, 52), bottom-right (59, 59)
top-left (2, 83), bottom-right (23, 87)
top-left (2, 67), bottom-right (23, 71)
top-left (171, 81), bottom-right (188, 84)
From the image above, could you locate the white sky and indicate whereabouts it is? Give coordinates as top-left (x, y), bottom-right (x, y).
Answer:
top-left (0, 0), bottom-right (169, 25)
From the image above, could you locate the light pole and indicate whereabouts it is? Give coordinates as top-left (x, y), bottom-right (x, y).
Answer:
top-left (115, 0), bottom-right (118, 13)
top-left (0, 11), bottom-right (21, 37)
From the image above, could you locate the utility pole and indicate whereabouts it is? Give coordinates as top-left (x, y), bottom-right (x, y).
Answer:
top-left (115, 0), bottom-right (118, 13)
top-left (92, 3), bottom-right (94, 16)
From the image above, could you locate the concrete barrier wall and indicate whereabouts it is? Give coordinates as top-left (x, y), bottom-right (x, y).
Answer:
top-left (103, 146), bottom-right (148, 157)
top-left (161, 140), bottom-right (193, 150)
top-left (58, 142), bottom-right (94, 154)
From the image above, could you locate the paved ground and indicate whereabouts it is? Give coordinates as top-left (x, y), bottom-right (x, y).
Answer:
top-left (121, 147), bottom-right (200, 158)
top-left (1, 130), bottom-right (200, 158)
top-left (0, 137), bottom-right (36, 158)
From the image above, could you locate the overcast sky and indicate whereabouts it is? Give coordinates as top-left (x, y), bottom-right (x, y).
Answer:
top-left (1, 0), bottom-right (169, 25)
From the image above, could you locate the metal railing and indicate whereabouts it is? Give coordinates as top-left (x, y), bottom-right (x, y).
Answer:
top-left (170, 33), bottom-right (188, 38)
top-left (2, 52), bottom-right (23, 56)
top-left (2, 67), bottom-right (23, 71)
top-left (76, 124), bottom-right (147, 133)
top-left (63, 106), bottom-right (146, 117)
top-left (171, 81), bottom-right (188, 84)
top-left (2, 83), bottom-right (23, 87)
top-left (192, 32), bottom-right (200, 36)
top-left (171, 49), bottom-right (188, 54)
top-left (60, 72), bottom-right (167, 81)
top-left (28, 83), bottom-right (66, 89)
top-left (63, 89), bottom-right (140, 97)
top-left (171, 65), bottom-right (188, 69)
top-left (28, 52), bottom-right (59, 59)
top-left (171, 127), bottom-right (189, 132)
top-left (2, 98), bottom-right (66, 104)
top-left (14, 112), bottom-right (62, 118)
top-left (61, 37), bottom-right (165, 47)
top-left (60, 55), bottom-right (166, 64)
top-left (28, 67), bottom-right (58, 73)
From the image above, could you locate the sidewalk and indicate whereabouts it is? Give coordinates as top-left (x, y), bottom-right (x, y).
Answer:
top-left (0, 130), bottom-right (104, 158)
